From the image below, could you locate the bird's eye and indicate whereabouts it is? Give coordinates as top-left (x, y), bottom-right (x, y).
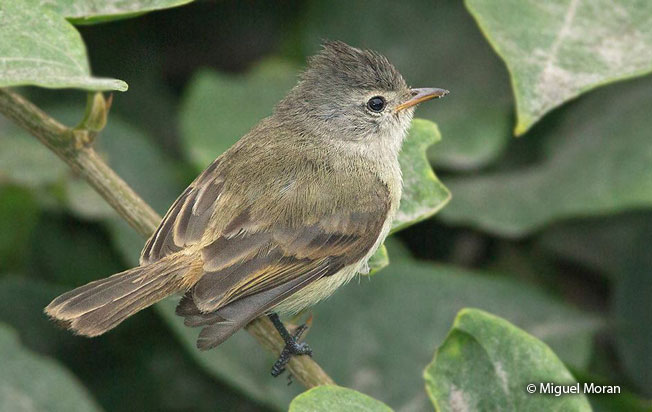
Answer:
top-left (366, 96), bottom-right (386, 113)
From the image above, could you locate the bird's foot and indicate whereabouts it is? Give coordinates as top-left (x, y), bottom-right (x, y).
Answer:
top-left (268, 313), bottom-right (313, 378)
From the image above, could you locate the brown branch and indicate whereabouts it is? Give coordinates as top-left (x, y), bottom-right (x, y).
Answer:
top-left (0, 87), bottom-right (334, 388)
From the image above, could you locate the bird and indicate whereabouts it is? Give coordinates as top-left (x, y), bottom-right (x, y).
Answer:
top-left (45, 40), bottom-right (448, 376)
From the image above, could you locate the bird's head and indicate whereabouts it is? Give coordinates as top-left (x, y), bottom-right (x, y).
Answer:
top-left (275, 41), bottom-right (448, 152)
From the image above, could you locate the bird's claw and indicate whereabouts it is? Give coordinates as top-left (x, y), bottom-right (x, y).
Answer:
top-left (269, 317), bottom-right (313, 378)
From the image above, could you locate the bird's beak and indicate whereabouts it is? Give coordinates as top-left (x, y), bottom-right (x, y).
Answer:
top-left (395, 88), bottom-right (449, 112)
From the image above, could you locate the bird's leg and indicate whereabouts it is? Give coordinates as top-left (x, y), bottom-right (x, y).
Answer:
top-left (267, 312), bottom-right (313, 377)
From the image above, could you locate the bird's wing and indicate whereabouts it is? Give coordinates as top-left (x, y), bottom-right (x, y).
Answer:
top-left (190, 199), bottom-right (389, 313)
top-left (179, 195), bottom-right (390, 349)
top-left (140, 157), bottom-right (225, 265)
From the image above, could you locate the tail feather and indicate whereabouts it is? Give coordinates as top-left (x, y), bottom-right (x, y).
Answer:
top-left (45, 258), bottom-right (190, 337)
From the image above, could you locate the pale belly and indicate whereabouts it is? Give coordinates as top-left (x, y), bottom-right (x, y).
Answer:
top-left (271, 215), bottom-right (394, 316)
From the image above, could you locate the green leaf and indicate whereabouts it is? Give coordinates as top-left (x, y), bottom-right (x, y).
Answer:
top-left (154, 261), bottom-right (600, 410)
top-left (466, 0), bottom-right (652, 134)
top-left (383, 236), bottom-right (414, 262)
top-left (179, 61), bottom-right (298, 169)
top-left (297, 0), bottom-right (513, 170)
top-left (368, 119), bottom-right (450, 276)
top-left (439, 76), bottom-right (652, 237)
top-left (367, 245), bottom-right (389, 275)
top-left (0, 2), bottom-right (127, 91)
top-left (424, 308), bottom-right (591, 411)
top-left (0, 322), bottom-right (101, 412)
top-left (30, 0), bottom-right (195, 24)
top-left (289, 386), bottom-right (393, 412)
top-left (393, 119), bottom-right (450, 231)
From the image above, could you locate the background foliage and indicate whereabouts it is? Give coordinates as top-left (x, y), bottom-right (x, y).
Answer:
top-left (1, 0), bottom-right (651, 411)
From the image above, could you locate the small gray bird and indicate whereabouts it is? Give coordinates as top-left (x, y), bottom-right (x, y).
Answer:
top-left (45, 41), bottom-right (447, 375)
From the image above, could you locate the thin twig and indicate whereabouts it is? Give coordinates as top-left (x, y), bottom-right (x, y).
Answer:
top-left (0, 87), bottom-right (335, 388)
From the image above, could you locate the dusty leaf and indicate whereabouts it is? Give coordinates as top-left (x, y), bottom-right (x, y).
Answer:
top-left (425, 309), bottom-right (591, 411)
top-left (0, 2), bottom-right (127, 91)
top-left (30, 0), bottom-right (195, 24)
top-left (440, 76), bottom-right (652, 237)
top-left (289, 386), bottom-right (393, 412)
top-left (179, 61), bottom-right (298, 169)
top-left (367, 245), bottom-right (389, 275)
top-left (393, 119), bottom-right (450, 232)
top-left (466, 0), bottom-right (652, 134)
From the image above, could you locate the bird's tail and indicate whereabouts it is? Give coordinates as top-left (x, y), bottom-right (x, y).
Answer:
top-left (45, 257), bottom-right (197, 337)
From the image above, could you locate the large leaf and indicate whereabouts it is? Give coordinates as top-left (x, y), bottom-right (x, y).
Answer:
top-left (0, 322), bottom-right (100, 412)
top-left (154, 260), bottom-right (600, 410)
top-left (368, 119), bottom-right (451, 274)
top-left (179, 61), bottom-right (298, 169)
top-left (424, 309), bottom-right (591, 411)
top-left (393, 119), bottom-right (450, 231)
top-left (31, 0), bottom-right (195, 24)
top-left (466, 0), bottom-right (652, 134)
top-left (289, 386), bottom-right (392, 412)
top-left (439, 75), bottom-right (652, 237)
top-left (366, 244), bottom-right (389, 275)
top-left (297, 0), bottom-right (513, 170)
top-left (0, 2), bottom-right (126, 91)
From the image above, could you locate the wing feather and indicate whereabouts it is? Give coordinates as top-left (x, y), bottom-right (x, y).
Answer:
top-left (140, 158), bottom-right (223, 264)
top-left (190, 204), bottom-right (388, 315)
